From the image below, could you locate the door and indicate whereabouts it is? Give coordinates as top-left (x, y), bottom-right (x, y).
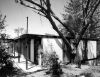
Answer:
top-left (34, 38), bottom-right (41, 65)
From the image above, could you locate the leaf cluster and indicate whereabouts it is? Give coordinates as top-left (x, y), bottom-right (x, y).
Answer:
top-left (62, 0), bottom-right (100, 38)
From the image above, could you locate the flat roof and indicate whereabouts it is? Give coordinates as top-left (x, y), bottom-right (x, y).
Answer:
top-left (14, 34), bottom-right (100, 41)
top-left (16, 34), bottom-right (60, 39)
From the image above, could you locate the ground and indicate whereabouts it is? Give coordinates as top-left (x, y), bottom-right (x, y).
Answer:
top-left (13, 64), bottom-right (100, 77)
top-left (12, 53), bottom-right (100, 77)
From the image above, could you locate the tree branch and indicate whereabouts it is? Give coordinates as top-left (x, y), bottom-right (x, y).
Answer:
top-left (76, 0), bottom-right (100, 46)
top-left (46, 14), bottom-right (72, 51)
top-left (0, 15), bottom-right (6, 28)
top-left (21, 0), bottom-right (47, 12)
top-left (90, 0), bottom-right (100, 18)
top-left (65, 55), bottom-right (100, 65)
top-left (52, 14), bottom-right (75, 37)
top-left (87, 0), bottom-right (100, 18)
top-left (32, 10), bottom-right (46, 17)
top-left (20, 1), bottom-right (40, 11)
top-left (20, 0), bottom-right (46, 17)
top-left (85, 0), bottom-right (90, 15)
top-left (42, 0), bottom-right (47, 5)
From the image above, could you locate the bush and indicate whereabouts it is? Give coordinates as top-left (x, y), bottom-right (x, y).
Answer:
top-left (41, 52), bottom-right (63, 77)
top-left (0, 47), bottom-right (18, 77)
top-left (41, 52), bottom-right (59, 68)
top-left (49, 57), bottom-right (63, 77)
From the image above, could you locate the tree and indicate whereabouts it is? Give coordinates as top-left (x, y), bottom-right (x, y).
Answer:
top-left (0, 14), bottom-right (19, 77)
top-left (63, 0), bottom-right (100, 38)
top-left (58, 0), bottom-right (100, 66)
top-left (15, 0), bottom-right (100, 68)
top-left (14, 27), bottom-right (24, 37)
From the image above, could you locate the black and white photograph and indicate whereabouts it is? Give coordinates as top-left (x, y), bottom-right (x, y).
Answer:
top-left (0, 0), bottom-right (100, 77)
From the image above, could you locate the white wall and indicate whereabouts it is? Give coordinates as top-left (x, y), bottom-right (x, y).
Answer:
top-left (30, 39), bottom-right (34, 62)
top-left (87, 41), bottom-right (97, 65)
top-left (42, 38), bottom-right (63, 61)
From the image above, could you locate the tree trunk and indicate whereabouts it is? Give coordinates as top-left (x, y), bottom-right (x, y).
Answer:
top-left (46, 14), bottom-right (73, 51)
top-left (75, 46), bottom-right (82, 68)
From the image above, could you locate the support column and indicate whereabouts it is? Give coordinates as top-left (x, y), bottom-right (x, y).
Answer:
top-left (30, 39), bottom-right (34, 62)
top-left (26, 39), bottom-right (29, 70)
top-left (18, 40), bottom-right (20, 63)
top-left (14, 41), bottom-right (15, 57)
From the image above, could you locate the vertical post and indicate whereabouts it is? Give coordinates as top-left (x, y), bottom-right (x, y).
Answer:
top-left (26, 39), bottom-right (28, 70)
top-left (95, 41), bottom-right (97, 66)
top-left (12, 42), bottom-right (14, 56)
top-left (14, 41), bottom-right (15, 57)
top-left (30, 39), bottom-right (34, 62)
top-left (18, 40), bottom-right (20, 63)
top-left (84, 40), bottom-right (88, 64)
top-left (12, 42), bottom-right (13, 54)
top-left (26, 17), bottom-right (28, 34)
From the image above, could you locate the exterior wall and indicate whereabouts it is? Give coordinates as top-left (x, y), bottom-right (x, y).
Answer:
top-left (21, 41), bottom-right (24, 56)
top-left (87, 41), bottom-right (97, 65)
top-left (97, 41), bottom-right (100, 64)
top-left (63, 40), bottom-right (84, 63)
top-left (14, 42), bottom-right (19, 56)
top-left (21, 40), bottom-right (28, 59)
top-left (77, 40), bottom-right (84, 61)
top-left (11, 35), bottom-right (98, 66)
top-left (97, 41), bottom-right (100, 56)
top-left (30, 39), bottom-right (34, 62)
top-left (5, 42), bottom-right (14, 55)
top-left (42, 38), bottom-right (63, 61)
top-left (63, 40), bottom-right (97, 65)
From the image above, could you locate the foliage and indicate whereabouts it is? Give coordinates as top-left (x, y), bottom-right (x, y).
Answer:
top-left (79, 73), bottom-right (94, 77)
top-left (42, 52), bottom-right (63, 77)
top-left (0, 14), bottom-right (6, 32)
top-left (0, 14), bottom-right (19, 77)
top-left (41, 52), bottom-right (58, 68)
top-left (39, 45), bottom-right (63, 76)
top-left (49, 56), bottom-right (63, 77)
top-left (0, 47), bottom-right (18, 77)
top-left (14, 27), bottom-right (24, 37)
top-left (62, 0), bottom-right (100, 38)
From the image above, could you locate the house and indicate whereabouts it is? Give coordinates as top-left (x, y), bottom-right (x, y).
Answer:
top-left (7, 34), bottom-right (100, 69)
top-left (10, 34), bottom-right (63, 69)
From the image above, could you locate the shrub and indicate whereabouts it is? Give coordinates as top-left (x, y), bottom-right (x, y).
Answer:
top-left (41, 51), bottom-right (63, 77)
top-left (41, 52), bottom-right (58, 68)
top-left (0, 47), bottom-right (18, 77)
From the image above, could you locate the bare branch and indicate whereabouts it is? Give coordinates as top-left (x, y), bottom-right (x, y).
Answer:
top-left (45, 1), bottom-right (75, 37)
top-left (82, 0), bottom-right (85, 17)
top-left (24, 0), bottom-right (47, 11)
top-left (21, 1), bottom-right (41, 11)
top-left (76, 0), bottom-right (100, 45)
top-left (87, 0), bottom-right (100, 18)
top-left (90, 0), bottom-right (100, 18)
top-left (32, 10), bottom-right (46, 17)
top-left (46, 14), bottom-right (72, 51)
top-left (85, 0), bottom-right (90, 14)
top-left (40, 0), bottom-right (42, 6)
top-left (20, 0), bottom-right (46, 17)
top-left (42, 0), bottom-right (47, 5)
top-left (46, 0), bottom-right (50, 10)
top-left (52, 14), bottom-right (75, 37)
top-left (2, 15), bottom-right (6, 22)
top-left (86, 1), bottom-right (97, 17)
top-left (0, 15), bottom-right (6, 28)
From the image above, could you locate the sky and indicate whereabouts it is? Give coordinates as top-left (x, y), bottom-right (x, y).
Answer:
top-left (0, 0), bottom-right (67, 38)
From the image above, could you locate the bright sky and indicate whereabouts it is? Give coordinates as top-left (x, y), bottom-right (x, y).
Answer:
top-left (0, 0), bottom-right (67, 38)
